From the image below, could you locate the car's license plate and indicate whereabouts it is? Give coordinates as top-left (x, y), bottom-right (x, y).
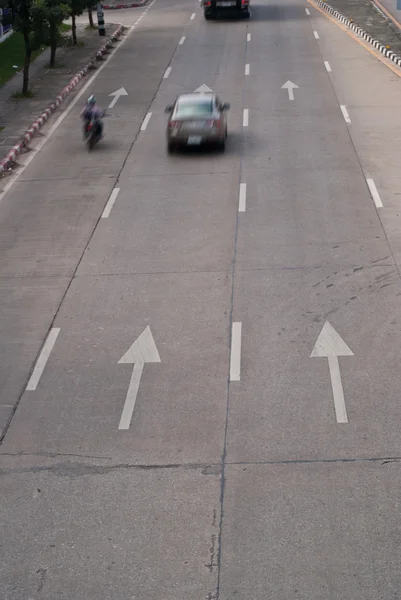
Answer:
top-left (187, 136), bottom-right (202, 145)
top-left (217, 1), bottom-right (236, 6)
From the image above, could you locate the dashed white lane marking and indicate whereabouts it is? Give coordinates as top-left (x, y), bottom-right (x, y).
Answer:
top-left (247, 33), bottom-right (251, 41)
top-left (102, 188), bottom-right (120, 218)
top-left (324, 61), bottom-right (332, 72)
top-left (314, 30), bottom-right (320, 39)
top-left (243, 109), bottom-right (249, 127)
top-left (367, 178), bottom-right (383, 208)
top-left (26, 328), bottom-right (60, 391)
top-left (340, 105), bottom-right (351, 124)
top-left (179, 36), bottom-right (186, 44)
top-left (239, 183), bottom-right (247, 212)
top-left (305, 7), bottom-right (310, 14)
top-left (141, 112), bottom-right (152, 131)
top-left (163, 66), bottom-right (172, 79)
top-left (230, 322), bottom-right (242, 382)
top-left (190, 12), bottom-right (196, 19)
top-left (245, 64), bottom-right (250, 75)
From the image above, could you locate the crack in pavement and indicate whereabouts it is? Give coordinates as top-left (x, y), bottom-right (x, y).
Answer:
top-left (0, 460), bottom-right (223, 477)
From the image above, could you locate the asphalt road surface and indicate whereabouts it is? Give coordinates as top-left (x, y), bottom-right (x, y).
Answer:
top-left (1, 0), bottom-right (401, 598)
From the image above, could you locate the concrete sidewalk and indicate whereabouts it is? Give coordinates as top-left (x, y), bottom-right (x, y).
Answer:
top-left (0, 22), bottom-right (119, 164)
top-left (372, 0), bottom-right (401, 29)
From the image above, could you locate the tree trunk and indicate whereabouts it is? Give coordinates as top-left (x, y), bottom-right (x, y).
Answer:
top-left (88, 6), bottom-right (94, 27)
top-left (22, 30), bottom-right (31, 96)
top-left (50, 24), bottom-right (57, 67)
top-left (72, 12), bottom-right (77, 44)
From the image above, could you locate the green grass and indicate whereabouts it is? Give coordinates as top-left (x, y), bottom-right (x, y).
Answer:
top-left (12, 89), bottom-right (35, 98)
top-left (0, 33), bottom-right (45, 88)
top-left (60, 23), bottom-right (72, 33)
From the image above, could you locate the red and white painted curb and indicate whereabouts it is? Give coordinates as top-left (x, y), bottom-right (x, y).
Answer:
top-left (103, 0), bottom-right (147, 9)
top-left (0, 24), bottom-right (124, 174)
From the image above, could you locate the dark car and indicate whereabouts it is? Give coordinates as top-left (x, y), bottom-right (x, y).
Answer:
top-left (201, 0), bottom-right (250, 20)
top-left (165, 92), bottom-right (230, 153)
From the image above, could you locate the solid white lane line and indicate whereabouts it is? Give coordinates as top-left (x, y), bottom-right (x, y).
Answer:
top-left (340, 105), bottom-right (351, 123)
top-left (243, 109), bottom-right (249, 127)
top-left (239, 183), bottom-right (247, 212)
top-left (367, 178), bottom-right (383, 208)
top-left (0, 0), bottom-right (158, 202)
top-left (314, 30), bottom-right (320, 39)
top-left (179, 36), bottom-right (186, 44)
top-left (163, 66), bottom-right (172, 79)
top-left (190, 12), bottom-right (196, 19)
top-left (245, 64), bottom-right (250, 75)
top-left (102, 188), bottom-right (120, 218)
top-left (247, 33), bottom-right (251, 41)
top-left (324, 61), bottom-right (332, 72)
top-left (305, 7), bottom-right (310, 14)
top-left (26, 328), bottom-right (60, 391)
top-left (141, 112), bottom-right (152, 131)
top-left (230, 322), bottom-right (242, 382)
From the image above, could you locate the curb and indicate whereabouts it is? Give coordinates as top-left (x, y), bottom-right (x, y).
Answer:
top-left (103, 0), bottom-right (147, 8)
top-left (312, 0), bottom-right (401, 67)
top-left (0, 24), bottom-right (124, 174)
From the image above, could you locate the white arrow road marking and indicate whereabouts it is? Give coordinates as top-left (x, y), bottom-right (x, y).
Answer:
top-left (102, 188), bottom-right (120, 218)
top-left (367, 178), bottom-right (383, 208)
top-left (26, 328), bottom-right (60, 391)
top-left (340, 105), bottom-right (351, 123)
top-left (230, 322), bottom-right (242, 382)
top-left (194, 84), bottom-right (213, 93)
top-left (281, 81), bottom-right (299, 101)
top-left (310, 321), bottom-right (354, 423)
top-left (118, 326), bottom-right (161, 430)
top-left (108, 87), bottom-right (128, 109)
top-left (239, 183), bottom-right (247, 212)
top-left (141, 112), bottom-right (152, 131)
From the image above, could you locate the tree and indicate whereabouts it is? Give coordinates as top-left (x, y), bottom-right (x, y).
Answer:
top-left (5, 0), bottom-right (40, 95)
top-left (31, 0), bottom-right (70, 67)
top-left (87, 1), bottom-right (94, 27)
top-left (69, 0), bottom-right (86, 44)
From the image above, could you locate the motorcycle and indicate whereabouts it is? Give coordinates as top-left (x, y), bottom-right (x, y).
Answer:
top-left (85, 116), bottom-right (103, 151)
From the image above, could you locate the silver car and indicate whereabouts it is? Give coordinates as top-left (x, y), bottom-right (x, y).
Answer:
top-left (165, 92), bottom-right (230, 153)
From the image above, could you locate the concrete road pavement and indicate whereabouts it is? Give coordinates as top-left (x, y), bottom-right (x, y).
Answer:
top-left (1, 0), bottom-right (401, 598)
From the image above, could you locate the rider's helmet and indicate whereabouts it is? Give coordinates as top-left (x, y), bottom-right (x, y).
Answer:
top-left (87, 95), bottom-right (96, 106)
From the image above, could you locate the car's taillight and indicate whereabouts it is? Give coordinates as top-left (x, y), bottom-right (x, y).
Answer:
top-left (242, 0), bottom-right (249, 5)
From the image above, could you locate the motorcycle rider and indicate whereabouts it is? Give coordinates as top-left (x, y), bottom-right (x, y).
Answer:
top-left (81, 95), bottom-right (104, 139)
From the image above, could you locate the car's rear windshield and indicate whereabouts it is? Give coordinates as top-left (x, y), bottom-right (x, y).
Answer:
top-left (175, 99), bottom-right (213, 118)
